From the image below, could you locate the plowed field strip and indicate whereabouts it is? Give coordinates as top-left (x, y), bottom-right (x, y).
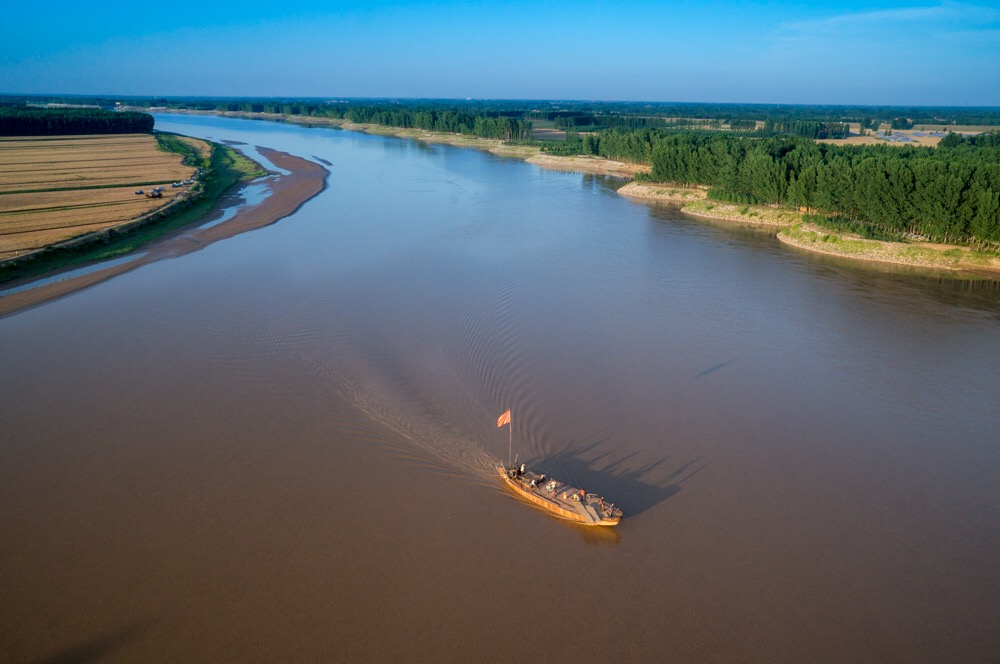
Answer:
top-left (0, 150), bottom-right (176, 161)
top-left (0, 166), bottom-right (186, 181)
top-left (0, 182), bottom-right (180, 195)
top-left (1, 209), bottom-right (148, 235)
top-left (0, 155), bottom-right (177, 169)
top-left (3, 198), bottom-right (154, 216)
top-left (1, 198), bottom-right (179, 235)
top-left (0, 133), bottom-right (204, 260)
top-left (0, 169), bottom-right (190, 192)
top-left (0, 164), bottom-right (178, 177)
top-left (0, 182), bottom-right (180, 196)
top-left (0, 163), bottom-right (188, 176)
top-left (0, 150), bottom-right (164, 161)
top-left (1, 186), bottom-right (186, 213)
top-left (1, 186), bottom-right (168, 210)
top-left (0, 223), bottom-right (118, 258)
top-left (0, 135), bottom-right (154, 149)
top-left (0, 143), bottom-right (149, 153)
top-left (0, 133), bottom-right (150, 143)
top-left (0, 166), bottom-right (184, 177)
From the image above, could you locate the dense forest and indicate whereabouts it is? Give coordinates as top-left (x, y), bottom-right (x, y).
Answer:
top-left (536, 111), bottom-right (722, 132)
top-left (335, 106), bottom-right (530, 141)
top-left (761, 120), bottom-right (850, 140)
top-left (0, 106), bottom-right (154, 135)
top-left (538, 125), bottom-right (999, 246)
top-left (646, 131), bottom-right (1000, 247)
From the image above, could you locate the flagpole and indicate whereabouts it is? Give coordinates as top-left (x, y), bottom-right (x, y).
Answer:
top-left (508, 417), bottom-right (512, 468)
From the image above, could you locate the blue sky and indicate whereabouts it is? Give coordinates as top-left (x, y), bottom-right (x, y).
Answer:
top-left (1, 0), bottom-right (998, 105)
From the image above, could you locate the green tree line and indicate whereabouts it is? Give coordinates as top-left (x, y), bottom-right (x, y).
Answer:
top-left (761, 120), bottom-right (850, 140)
top-left (541, 126), bottom-right (998, 246)
top-left (0, 106), bottom-right (154, 135)
top-left (205, 101), bottom-right (530, 141)
top-left (646, 131), bottom-right (1000, 247)
top-left (339, 106), bottom-right (530, 141)
top-left (6, 95), bottom-right (1000, 128)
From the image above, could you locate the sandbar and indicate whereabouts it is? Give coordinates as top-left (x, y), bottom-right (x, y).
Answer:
top-left (0, 148), bottom-right (328, 317)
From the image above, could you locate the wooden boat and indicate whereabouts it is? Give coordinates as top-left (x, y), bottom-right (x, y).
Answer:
top-left (497, 464), bottom-right (622, 527)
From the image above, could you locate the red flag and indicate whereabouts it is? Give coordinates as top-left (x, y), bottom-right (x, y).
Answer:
top-left (497, 409), bottom-right (511, 427)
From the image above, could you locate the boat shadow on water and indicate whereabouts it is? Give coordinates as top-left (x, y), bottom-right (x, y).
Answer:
top-left (30, 618), bottom-right (153, 664)
top-left (531, 440), bottom-right (709, 520)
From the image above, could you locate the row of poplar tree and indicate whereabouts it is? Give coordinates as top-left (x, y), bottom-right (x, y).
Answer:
top-left (0, 106), bottom-right (154, 135)
top-left (339, 107), bottom-right (531, 141)
top-left (549, 127), bottom-right (999, 247)
top-left (210, 101), bottom-right (530, 141)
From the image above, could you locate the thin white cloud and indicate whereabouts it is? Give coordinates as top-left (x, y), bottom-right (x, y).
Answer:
top-left (778, 2), bottom-right (998, 35)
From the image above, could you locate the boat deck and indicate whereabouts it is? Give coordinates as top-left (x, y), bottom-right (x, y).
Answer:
top-left (498, 465), bottom-right (621, 526)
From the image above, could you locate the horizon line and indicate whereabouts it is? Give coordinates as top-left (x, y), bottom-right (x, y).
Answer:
top-left (3, 92), bottom-right (1000, 111)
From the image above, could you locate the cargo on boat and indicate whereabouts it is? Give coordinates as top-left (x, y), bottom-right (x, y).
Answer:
top-left (497, 464), bottom-right (622, 527)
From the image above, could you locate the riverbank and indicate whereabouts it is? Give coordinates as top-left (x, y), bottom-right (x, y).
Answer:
top-left (620, 181), bottom-right (802, 226)
top-left (0, 136), bottom-right (264, 283)
top-left (525, 154), bottom-right (647, 177)
top-left (617, 181), bottom-right (708, 204)
top-left (296, 118), bottom-right (648, 176)
top-left (143, 110), bottom-right (1000, 278)
top-left (139, 108), bottom-right (651, 177)
top-left (778, 223), bottom-right (1000, 275)
top-left (0, 149), bottom-right (327, 316)
top-left (617, 181), bottom-right (1000, 276)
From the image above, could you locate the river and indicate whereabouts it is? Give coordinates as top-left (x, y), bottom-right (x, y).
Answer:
top-left (2, 113), bottom-right (998, 662)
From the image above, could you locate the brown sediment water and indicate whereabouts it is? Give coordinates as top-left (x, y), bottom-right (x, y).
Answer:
top-left (1, 113), bottom-right (998, 663)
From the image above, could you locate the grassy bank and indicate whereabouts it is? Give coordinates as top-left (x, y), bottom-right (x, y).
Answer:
top-left (0, 134), bottom-right (264, 284)
top-left (617, 181), bottom-right (706, 203)
top-left (778, 222), bottom-right (1000, 274)
top-left (621, 179), bottom-right (1000, 275)
top-left (681, 200), bottom-right (802, 227)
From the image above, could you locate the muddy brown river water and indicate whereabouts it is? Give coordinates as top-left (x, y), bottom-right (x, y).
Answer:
top-left (2, 113), bottom-right (999, 662)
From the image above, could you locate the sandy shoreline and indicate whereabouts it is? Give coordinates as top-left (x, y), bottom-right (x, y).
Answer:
top-left (617, 182), bottom-right (1000, 276)
top-left (145, 109), bottom-right (650, 178)
top-left (526, 154), bottom-right (647, 177)
top-left (0, 149), bottom-right (328, 316)
top-left (617, 181), bottom-right (707, 203)
top-left (142, 110), bottom-right (1000, 278)
top-left (777, 223), bottom-right (1000, 276)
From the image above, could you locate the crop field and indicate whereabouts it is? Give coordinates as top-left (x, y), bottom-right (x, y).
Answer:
top-left (0, 134), bottom-right (201, 260)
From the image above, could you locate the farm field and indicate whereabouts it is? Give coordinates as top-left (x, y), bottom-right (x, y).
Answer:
top-left (0, 134), bottom-right (201, 260)
top-left (819, 124), bottom-right (992, 147)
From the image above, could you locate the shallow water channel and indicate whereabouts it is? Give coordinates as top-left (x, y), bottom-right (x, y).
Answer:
top-left (2, 113), bottom-right (998, 662)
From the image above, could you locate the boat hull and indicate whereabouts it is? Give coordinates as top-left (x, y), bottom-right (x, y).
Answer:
top-left (497, 465), bottom-right (620, 527)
